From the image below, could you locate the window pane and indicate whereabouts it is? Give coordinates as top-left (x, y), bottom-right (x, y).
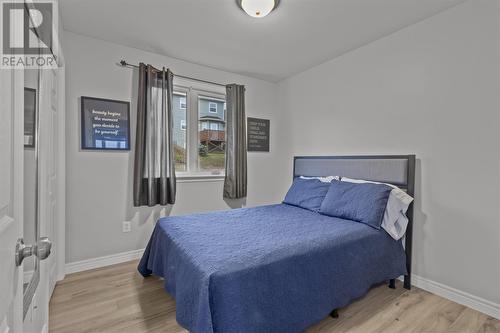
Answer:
top-left (209, 102), bottom-right (217, 113)
top-left (199, 96), bottom-right (226, 174)
top-left (173, 92), bottom-right (187, 171)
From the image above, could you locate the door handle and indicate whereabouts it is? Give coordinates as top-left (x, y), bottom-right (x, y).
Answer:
top-left (15, 238), bottom-right (32, 266)
top-left (36, 237), bottom-right (52, 261)
top-left (15, 237), bottom-right (52, 266)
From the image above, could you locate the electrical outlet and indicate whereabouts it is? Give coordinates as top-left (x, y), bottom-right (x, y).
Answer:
top-left (122, 221), bottom-right (131, 233)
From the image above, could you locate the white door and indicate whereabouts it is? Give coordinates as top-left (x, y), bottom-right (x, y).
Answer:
top-left (1, 2), bottom-right (63, 332)
top-left (31, 66), bottom-right (61, 332)
top-left (0, 63), bottom-right (24, 333)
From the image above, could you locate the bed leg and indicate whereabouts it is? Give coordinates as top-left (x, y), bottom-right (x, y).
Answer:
top-left (389, 279), bottom-right (396, 289)
top-left (330, 309), bottom-right (339, 319)
top-left (404, 274), bottom-right (411, 290)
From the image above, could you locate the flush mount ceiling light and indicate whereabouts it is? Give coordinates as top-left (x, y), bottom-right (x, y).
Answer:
top-left (237, 0), bottom-right (280, 18)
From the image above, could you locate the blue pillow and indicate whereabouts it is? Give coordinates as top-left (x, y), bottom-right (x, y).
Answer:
top-left (283, 177), bottom-right (331, 212)
top-left (319, 180), bottom-right (392, 229)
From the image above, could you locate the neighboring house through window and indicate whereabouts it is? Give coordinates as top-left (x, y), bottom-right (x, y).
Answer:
top-left (172, 86), bottom-right (226, 176)
top-left (172, 91), bottom-right (188, 171)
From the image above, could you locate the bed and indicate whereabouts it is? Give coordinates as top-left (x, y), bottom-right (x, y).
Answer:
top-left (138, 155), bottom-right (415, 333)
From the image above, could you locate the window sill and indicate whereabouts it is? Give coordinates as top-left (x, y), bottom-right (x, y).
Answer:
top-left (176, 174), bottom-right (225, 183)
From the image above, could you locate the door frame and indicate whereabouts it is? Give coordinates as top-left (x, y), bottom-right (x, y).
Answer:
top-left (54, 0), bottom-right (66, 288)
top-left (13, 60), bottom-right (26, 333)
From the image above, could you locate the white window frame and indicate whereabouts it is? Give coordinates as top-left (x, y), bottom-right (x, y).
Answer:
top-left (173, 81), bottom-right (226, 179)
top-left (180, 119), bottom-right (186, 130)
top-left (209, 102), bottom-right (217, 113)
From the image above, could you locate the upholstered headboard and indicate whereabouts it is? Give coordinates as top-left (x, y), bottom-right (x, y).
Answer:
top-left (293, 155), bottom-right (415, 290)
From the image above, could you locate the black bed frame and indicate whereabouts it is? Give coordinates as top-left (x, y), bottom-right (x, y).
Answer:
top-left (292, 155), bottom-right (416, 294)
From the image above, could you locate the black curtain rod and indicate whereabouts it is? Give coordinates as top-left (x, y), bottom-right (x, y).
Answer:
top-left (118, 60), bottom-right (227, 88)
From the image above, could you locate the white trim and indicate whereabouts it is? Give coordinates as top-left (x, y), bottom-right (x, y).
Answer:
top-left (177, 175), bottom-right (225, 183)
top-left (405, 274), bottom-right (500, 320)
top-left (65, 249), bottom-right (144, 275)
top-left (56, 65), bottom-right (66, 283)
top-left (199, 95), bottom-right (226, 103)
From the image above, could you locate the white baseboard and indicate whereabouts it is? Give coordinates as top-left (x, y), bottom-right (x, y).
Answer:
top-left (409, 274), bottom-right (500, 320)
top-left (65, 248), bottom-right (144, 275)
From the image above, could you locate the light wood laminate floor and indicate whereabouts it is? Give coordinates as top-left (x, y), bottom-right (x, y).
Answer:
top-left (49, 260), bottom-right (499, 333)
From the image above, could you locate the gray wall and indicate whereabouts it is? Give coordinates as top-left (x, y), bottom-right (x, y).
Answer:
top-left (64, 31), bottom-right (291, 264)
top-left (278, 0), bottom-right (500, 305)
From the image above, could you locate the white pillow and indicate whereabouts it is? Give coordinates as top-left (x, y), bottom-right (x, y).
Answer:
top-left (340, 177), bottom-right (413, 240)
top-left (300, 175), bottom-right (340, 183)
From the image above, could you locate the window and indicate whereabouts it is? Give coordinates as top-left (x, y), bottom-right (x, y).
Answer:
top-left (173, 85), bottom-right (226, 176)
top-left (209, 102), bottom-right (217, 113)
top-left (199, 97), bottom-right (226, 174)
top-left (173, 92), bottom-right (188, 171)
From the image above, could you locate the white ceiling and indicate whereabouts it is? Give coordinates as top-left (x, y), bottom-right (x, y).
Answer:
top-left (60, 0), bottom-right (465, 82)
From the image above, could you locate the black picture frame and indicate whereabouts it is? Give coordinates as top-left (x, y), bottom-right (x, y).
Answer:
top-left (80, 96), bottom-right (131, 151)
top-left (247, 117), bottom-right (270, 152)
top-left (24, 87), bottom-right (37, 148)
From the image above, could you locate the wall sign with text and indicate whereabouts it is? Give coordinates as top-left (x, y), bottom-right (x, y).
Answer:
top-left (81, 96), bottom-right (130, 151)
top-left (247, 117), bottom-right (270, 152)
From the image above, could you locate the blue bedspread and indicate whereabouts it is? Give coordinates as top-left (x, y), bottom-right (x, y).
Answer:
top-left (138, 204), bottom-right (406, 333)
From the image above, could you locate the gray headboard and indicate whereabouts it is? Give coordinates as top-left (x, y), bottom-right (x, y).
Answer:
top-left (294, 155), bottom-right (415, 193)
top-left (293, 155), bottom-right (416, 290)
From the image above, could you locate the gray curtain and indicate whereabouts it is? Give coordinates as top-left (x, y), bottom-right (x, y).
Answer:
top-left (224, 84), bottom-right (247, 199)
top-left (133, 63), bottom-right (176, 206)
